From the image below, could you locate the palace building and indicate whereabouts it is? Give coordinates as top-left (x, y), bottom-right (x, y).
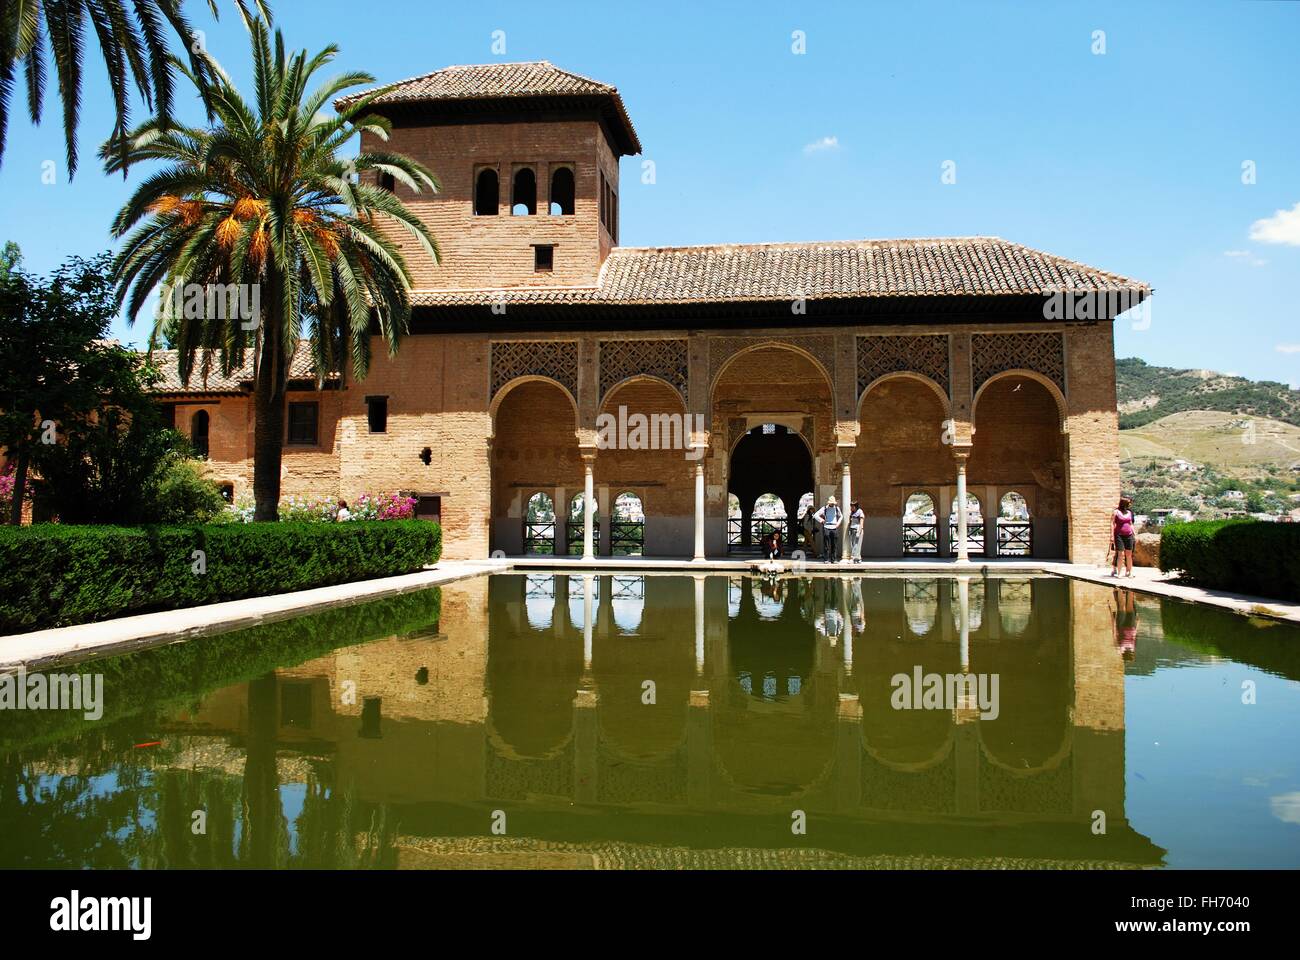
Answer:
top-left (149, 61), bottom-right (1149, 564)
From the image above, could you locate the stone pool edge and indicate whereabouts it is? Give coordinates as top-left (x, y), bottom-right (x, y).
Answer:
top-left (3, 557), bottom-right (1298, 672)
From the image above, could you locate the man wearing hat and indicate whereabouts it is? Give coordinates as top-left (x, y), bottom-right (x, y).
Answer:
top-left (811, 496), bottom-right (843, 563)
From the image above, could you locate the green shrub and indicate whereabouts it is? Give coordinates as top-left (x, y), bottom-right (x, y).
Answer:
top-left (1160, 519), bottom-right (1300, 601)
top-left (152, 458), bottom-right (228, 524)
top-left (0, 520), bottom-right (442, 632)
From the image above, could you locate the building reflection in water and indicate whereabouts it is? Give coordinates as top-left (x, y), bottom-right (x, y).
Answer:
top-left (0, 573), bottom-right (1165, 869)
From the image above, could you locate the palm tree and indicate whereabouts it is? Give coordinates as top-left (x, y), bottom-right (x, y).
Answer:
top-left (107, 17), bottom-right (439, 520)
top-left (0, 0), bottom-right (270, 177)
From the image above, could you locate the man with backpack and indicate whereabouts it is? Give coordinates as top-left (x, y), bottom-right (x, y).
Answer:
top-left (812, 496), bottom-right (843, 562)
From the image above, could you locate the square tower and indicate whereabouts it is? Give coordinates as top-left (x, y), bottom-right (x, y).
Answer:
top-left (337, 61), bottom-right (641, 292)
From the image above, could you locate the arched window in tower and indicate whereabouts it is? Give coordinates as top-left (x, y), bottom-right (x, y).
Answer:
top-left (474, 168), bottom-right (499, 216)
top-left (549, 166), bottom-right (575, 215)
top-left (511, 167), bottom-right (536, 216)
top-left (190, 409), bottom-right (210, 458)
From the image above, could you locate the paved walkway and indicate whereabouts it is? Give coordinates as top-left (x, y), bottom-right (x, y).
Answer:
top-left (4, 555), bottom-right (1296, 671)
top-left (1039, 562), bottom-right (1300, 624)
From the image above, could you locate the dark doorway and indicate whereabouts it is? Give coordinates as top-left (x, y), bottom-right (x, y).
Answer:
top-left (728, 424), bottom-right (813, 555)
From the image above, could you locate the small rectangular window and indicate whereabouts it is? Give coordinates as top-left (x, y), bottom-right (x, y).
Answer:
top-left (378, 171), bottom-right (396, 192)
top-left (599, 172), bottom-right (607, 227)
top-left (366, 395), bottom-right (388, 433)
top-left (286, 401), bottom-right (319, 445)
top-left (534, 244), bottom-right (554, 273)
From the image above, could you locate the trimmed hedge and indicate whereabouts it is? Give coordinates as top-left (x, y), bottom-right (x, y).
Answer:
top-left (1160, 519), bottom-right (1300, 601)
top-left (0, 520), bottom-right (441, 632)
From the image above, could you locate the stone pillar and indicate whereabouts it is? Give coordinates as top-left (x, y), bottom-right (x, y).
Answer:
top-left (582, 455), bottom-right (596, 561)
top-left (840, 460), bottom-right (852, 562)
top-left (954, 452), bottom-right (971, 563)
top-left (693, 460), bottom-right (706, 561)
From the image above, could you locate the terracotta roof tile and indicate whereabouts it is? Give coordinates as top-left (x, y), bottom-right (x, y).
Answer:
top-left (335, 61), bottom-right (641, 155)
top-left (410, 237), bottom-right (1150, 307)
top-left (148, 344), bottom-right (330, 394)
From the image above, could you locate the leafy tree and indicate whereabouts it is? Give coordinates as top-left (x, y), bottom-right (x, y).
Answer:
top-left (107, 19), bottom-right (440, 521)
top-left (0, 241), bottom-right (20, 280)
top-left (0, 252), bottom-right (119, 523)
top-left (0, 0), bottom-right (270, 177)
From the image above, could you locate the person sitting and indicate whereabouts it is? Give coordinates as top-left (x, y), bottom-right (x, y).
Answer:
top-left (765, 529), bottom-right (783, 560)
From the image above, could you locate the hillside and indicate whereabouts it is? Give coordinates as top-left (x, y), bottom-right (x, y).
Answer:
top-left (1118, 410), bottom-right (1300, 471)
top-left (1116, 357), bottom-right (1300, 429)
top-left (1115, 360), bottom-right (1300, 517)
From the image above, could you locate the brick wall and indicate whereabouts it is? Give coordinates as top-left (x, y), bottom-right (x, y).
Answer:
top-left (361, 118), bottom-right (616, 290)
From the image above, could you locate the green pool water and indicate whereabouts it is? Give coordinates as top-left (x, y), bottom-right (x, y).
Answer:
top-left (2, 573), bottom-right (1298, 869)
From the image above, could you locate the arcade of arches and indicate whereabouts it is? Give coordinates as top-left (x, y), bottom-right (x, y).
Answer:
top-left (488, 326), bottom-right (1117, 562)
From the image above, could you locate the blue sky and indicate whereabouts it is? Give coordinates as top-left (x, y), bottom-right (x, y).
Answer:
top-left (2, 0), bottom-right (1297, 384)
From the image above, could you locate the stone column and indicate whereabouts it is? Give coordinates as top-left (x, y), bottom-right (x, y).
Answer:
top-left (954, 451), bottom-right (971, 563)
top-left (693, 460), bottom-right (706, 561)
top-left (840, 460), bottom-right (852, 562)
top-left (582, 455), bottom-right (596, 561)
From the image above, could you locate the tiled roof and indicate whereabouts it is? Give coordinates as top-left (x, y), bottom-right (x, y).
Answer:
top-left (411, 237), bottom-right (1150, 307)
top-left (148, 344), bottom-right (331, 393)
top-left (335, 61), bottom-right (641, 154)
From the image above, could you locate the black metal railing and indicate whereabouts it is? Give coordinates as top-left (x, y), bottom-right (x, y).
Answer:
top-left (903, 522), bottom-right (939, 554)
top-left (947, 520), bottom-right (985, 557)
top-left (523, 520), bottom-right (556, 555)
top-left (610, 520), bottom-right (645, 556)
top-left (727, 517), bottom-right (743, 547)
top-left (565, 519), bottom-right (600, 555)
top-left (996, 520), bottom-right (1033, 556)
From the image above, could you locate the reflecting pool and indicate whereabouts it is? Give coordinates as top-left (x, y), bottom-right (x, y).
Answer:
top-left (2, 573), bottom-right (1299, 869)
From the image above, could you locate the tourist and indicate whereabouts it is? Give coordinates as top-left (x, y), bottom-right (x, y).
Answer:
top-left (801, 506), bottom-right (817, 554)
top-left (849, 500), bottom-right (865, 562)
top-left (813, 496), bottom-right (843, 562)
top-left (1111, 496), bottom-right (1135, 577)
top-left (336, 499), bottom-right (352, 522)
top-left (764, 529), bottom-right (783, 560)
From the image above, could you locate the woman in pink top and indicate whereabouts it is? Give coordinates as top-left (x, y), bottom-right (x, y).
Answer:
top-left (1111, 496), bottom-right (1136, 578)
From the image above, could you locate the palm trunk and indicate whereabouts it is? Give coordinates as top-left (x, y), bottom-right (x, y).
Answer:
top-left (7, 449), bottom-right (28, 525)
top-left (252, 269), bottom-right (286, 522)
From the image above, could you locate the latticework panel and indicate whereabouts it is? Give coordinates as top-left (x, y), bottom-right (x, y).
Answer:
top-left (598, 338), bottom-right (688, 401)
top-left (971, 332), bottom-right (1065, 395)
top-left (490, 340), bottom-right (579, 399)
top-left (856, 334), bottom-right (950, 397)
top-left (978, 750), bottom-right (1073, 815)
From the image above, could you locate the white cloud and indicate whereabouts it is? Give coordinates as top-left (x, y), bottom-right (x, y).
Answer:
top-left (1223, 249), bottom-right (1251, 257)
top-left (1275, 343), bottom-right (1300, 354)
top-left (803, 135), bottom-right (840, 155)
top-left (1271, 792), bottom-right (1300, 825)
top-left (1249, 201), bottom-right (1300, 246)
